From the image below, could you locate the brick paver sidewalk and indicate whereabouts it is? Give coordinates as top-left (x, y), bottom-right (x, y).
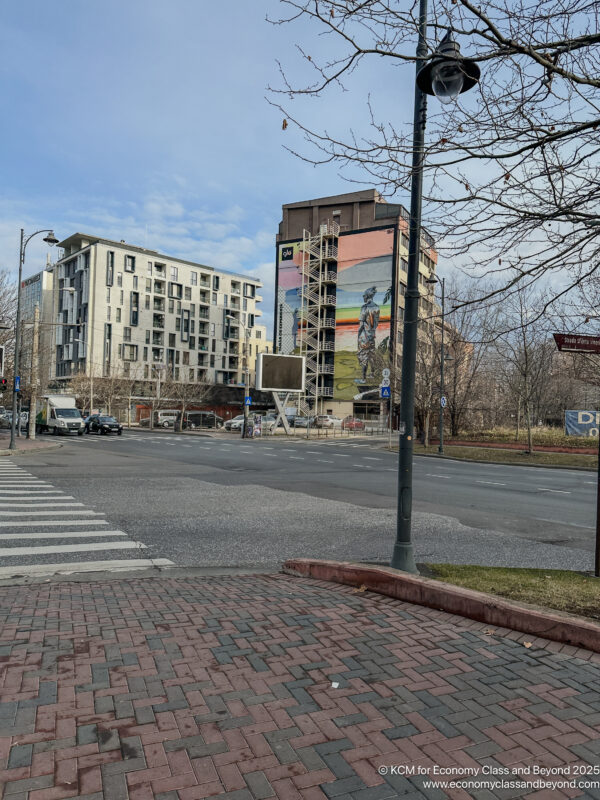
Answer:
top-left (1, 573), bottom-right (600, 800)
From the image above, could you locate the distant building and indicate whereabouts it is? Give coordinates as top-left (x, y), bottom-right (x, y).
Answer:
top-left (21, 233), bottom-right (267, 396)
top-left (275, 189), bottom-right (439, 418)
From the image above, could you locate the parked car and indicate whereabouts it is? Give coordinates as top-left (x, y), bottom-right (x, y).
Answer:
top-left (342, 416), bottom-right (365, 431)
top-left (85, 414), bottom-right (123, 435)
top-left (139, 410), bottom-right (178, 428)
top-left (178, 411), bottom-right (224, 430)
top-left (290, 416), bottom-right (314, 428)
top-left (224, 414), bottom-right (245, 431)
top-left (314, 414), bottom-right (342, 429)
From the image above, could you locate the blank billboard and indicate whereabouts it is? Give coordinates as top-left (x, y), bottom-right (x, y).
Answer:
top-left (257, 354), bottom-right (305, 392)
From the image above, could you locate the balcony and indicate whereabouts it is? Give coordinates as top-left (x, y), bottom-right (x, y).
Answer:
top-left (322, 271), bottom-right (338, 283)
top-left (153, 297), bottom-right (165, 311)
top-left (319, 363), bottom-right (335, 374)
top-left (153, 314), bottom-right (165, 329)
top-left (154, 280), bottom-right (165, 295)
top-left (152, 348), bottom-right (164, 362)
top-left (320, 317), bottom-right (336, 329)
top-left (198, 309), bottom-right (210, 320)
top-left (152, 333), bottom-right (164, 346)
top-left (322, 294), bottom-right (337, 306)
top-left (318, 386), bottom-right (334, 397)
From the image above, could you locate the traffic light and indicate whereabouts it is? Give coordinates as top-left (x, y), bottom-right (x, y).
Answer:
top-left (0, 345), bottom-right (4, 376)
top-left (0, 377), bottom-right (6, 390)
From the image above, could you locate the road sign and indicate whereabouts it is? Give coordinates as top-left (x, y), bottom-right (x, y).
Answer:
top-left (244, 396), bottom-right (252, 406)
top-left (553, 333), bottom-right (600, 353)
top-left (14, 376), bottom-right (20, 391)
top-left (382, 368), bottom-right (391, 379)
top-left (380, 378), bottom-right (391, 387)
top-left (380, 386), bottom-right (391, 398)
top-left (440, 395), bottom-right (447, 408)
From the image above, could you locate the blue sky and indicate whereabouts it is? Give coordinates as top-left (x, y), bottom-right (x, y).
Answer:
top-left (0, 0), bottom-right (416, 337)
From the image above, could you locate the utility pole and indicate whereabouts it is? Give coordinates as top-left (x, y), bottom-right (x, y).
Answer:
top-left (27, 304), bottom-right (39, 440)
top-left (243, 330), bottom-right (250, 438)
top-left (438, 277), bottom-right (446, 455)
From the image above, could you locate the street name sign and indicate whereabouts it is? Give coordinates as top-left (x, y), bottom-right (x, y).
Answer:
top-left (553, 333), bottom-right (600, 353)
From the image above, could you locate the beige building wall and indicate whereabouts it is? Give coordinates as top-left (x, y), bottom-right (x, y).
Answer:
top-left (51, 234), bottom-right (264, 390)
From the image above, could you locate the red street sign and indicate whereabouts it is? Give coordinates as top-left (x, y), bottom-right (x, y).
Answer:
top-left (553, 333), bottom-right (600, 353)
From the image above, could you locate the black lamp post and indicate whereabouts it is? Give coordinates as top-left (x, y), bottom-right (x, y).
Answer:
top-left (10, 229), bottom-right (58, 451)
top-left (391, 24), bottom-right (480, 573)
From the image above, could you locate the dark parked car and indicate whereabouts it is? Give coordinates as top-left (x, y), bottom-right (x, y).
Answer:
top-left (85, 414), bottom-right (123, 435)
top-left (178, 411), bottom-right (224, 430)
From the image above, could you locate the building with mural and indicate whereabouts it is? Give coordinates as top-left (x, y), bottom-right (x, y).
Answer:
top-left (275, 190), bottom-right (439, 419)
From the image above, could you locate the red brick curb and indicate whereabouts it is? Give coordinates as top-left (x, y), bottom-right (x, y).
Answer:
top-left (282, 558), bottom-right (600, 654)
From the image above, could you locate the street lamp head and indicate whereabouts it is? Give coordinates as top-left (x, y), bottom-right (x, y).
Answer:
top-left (417, 29), bottom-right (480, 103)
top-left (425, 276), bottom-right (438, 285)
top-left (43, 231), bottom-right (59, 245)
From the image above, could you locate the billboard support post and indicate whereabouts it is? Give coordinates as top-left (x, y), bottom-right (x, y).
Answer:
top-left (271, 392), bottom-right (292, 434)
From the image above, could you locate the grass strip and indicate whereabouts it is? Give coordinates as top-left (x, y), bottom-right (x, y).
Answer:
top-left (424, 564), bottom-right (600, 622)
top-left (404, 444), bottom-right (597, 468)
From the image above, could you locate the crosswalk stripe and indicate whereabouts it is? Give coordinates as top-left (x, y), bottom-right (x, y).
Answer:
top-left (0, 530), bottom-right (127, 540)
top-left (0, 519), bottom-right (109, 527)
top-left (0, 541), bottom-right (145, 557)
top-left (0, 558), bottom-right (174, 577)
top-left (0, 510), bottom-right (101, 516)
top-left (0, 496), bottom-right (72, 501)
top-left (0, 502), bottom-right (84, 508)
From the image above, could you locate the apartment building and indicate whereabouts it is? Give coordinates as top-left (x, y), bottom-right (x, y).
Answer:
top-left (25, 233), bottom-right (266, 391)
top-left (275, 189), bottom-right (439, 418)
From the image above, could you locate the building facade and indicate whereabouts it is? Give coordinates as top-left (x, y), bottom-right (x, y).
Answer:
top-left (23, 233), bottom-right (267, 393)
top-left (275, 190), bottom-right (439, 418)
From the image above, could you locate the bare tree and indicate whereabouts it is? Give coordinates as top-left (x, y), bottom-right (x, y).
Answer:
top-left (269, 1), bottom-right (600, 315)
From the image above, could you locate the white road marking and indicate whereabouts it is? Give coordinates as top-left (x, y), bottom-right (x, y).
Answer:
top-left (426, 474), bottom-right (451, 479)
top-left (0, 510), bottom-right (101, 516)
top-left (537, 488), bottom-right (571, 494)
top-left (0, 558), bottom-right (174, 577)
top-left (535, 517), bottom-right (594, 530)
top-left (0, 541), bottom-right (146, 557)
top-left (282, 449), bottom-right (296, 452)
top-left (0, 490), bottom-right (62, 494)
top-left (317, 460), bottom-right (333, 463)
top-left (354, 464), bottom-right (372, 468)
top-left (0, 501), bottom-right (82, 507)
top-left (0, 519), bottom-right (109, 528)
top-left (363, 457), bottom-right (380, 461)
top-left (0, 530), bottom-right (127, 541)
top-left (307, 451), bottom-right (320, 454)
top-left (476, 481), bottom-right (506, 486)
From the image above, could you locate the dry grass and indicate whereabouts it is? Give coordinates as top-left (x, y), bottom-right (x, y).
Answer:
top-left (456, 426), bottom-right (595, 448)
top-left (419, 444), bottom-right (597, 469)
top-left (425, 564), bottom-right (600, 621)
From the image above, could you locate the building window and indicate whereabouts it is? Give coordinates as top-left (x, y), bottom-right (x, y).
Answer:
top-left (123, 327), bottom-right (132, 342)
top-left (106, 252), bottom-right (114, 286)
top-left (125, 255), bottom-right (136, 272)
top-left (168, 282), bottom-right (183, 299)
top-left (120, 290), bottom-right (124, 305)
top-left (213, 275), bottom-right (220, 291)
top-left (123, 344), bottom-right (138, 361)
top-left (107, 306), bottom-right (111, 320)
top-left (106, 288), bottom-right (111, 303)
top-left (212, 292), bottom-right (217, 305)
top-left (189, 336), bottom-right (195, 349)
top-left (184, 286), bottom-right (191, 301)
top-left (210, 354), bottom-right (215, 367)
top-left (210, 323), bottom-right (215, 336)
top-left (255, 329), bottom-right (262, 339)
top-left (146, 278), bottom-right (152, 293)
top-left (191, 271), bottom-right (197, 286)
top-left (147, 261), bottom-right (153, 275)
top-left (133, 275), bottom-right (138, 290)
top-left (243, 298), bottom-right (247, 311)
top-left (177, 301), bottom-right (182, 314)
top-left (117, 272), bottom-right (123, 287)
top-left (143, 347), bottom-right (148, 362)
top-left (168, 298), bottom-right (175, 314)
top-left (145, 295), bottom-right (150, 310)
top-left (146, 330), bottom-right (151, 344)
top-left (175, 317), bottom-right (181, 331)
top-left (223, 294), bottom-right (228, 308)
top-left (130, 292), bottom-right (140, 326)
top-left (170, 266), bottom-right (178, 281)
top-left (116, 308), bottom-right (121, 322)
top-left (169, 333), bottom-right (176, 347)
top-left (181, 309), bottom-right (190, 342)
top-left (243, 283), bottom-right (255, 298)
top-left (182, 351), bottom-right (189, 365)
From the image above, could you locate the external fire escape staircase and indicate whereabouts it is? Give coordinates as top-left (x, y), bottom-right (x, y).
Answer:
top-left (298, 220), bottom-right (339, 413)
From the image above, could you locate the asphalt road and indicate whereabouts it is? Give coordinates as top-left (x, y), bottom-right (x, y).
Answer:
top-left (8, 428), bottom-right (595, 575)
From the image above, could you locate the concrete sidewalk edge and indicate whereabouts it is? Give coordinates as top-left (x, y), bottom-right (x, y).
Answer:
top-left (0, 442), bottom-right (62, 457)
top-left (283, 558), bottom-right (600, 654)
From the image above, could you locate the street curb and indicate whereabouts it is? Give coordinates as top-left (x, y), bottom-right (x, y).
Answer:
top-left (387, 449), bottom-right (596, 472)
top-left (0, 443), bottom-right (63, 457)
top-left (282, 558), bottom-right (600, 654)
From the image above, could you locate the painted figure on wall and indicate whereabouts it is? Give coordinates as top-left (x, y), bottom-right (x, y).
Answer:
top-left (356, 286), bottom-right (380, 383)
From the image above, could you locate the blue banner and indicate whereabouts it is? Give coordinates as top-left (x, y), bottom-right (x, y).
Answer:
top-left (565, 410), bottom-right (600, 437)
